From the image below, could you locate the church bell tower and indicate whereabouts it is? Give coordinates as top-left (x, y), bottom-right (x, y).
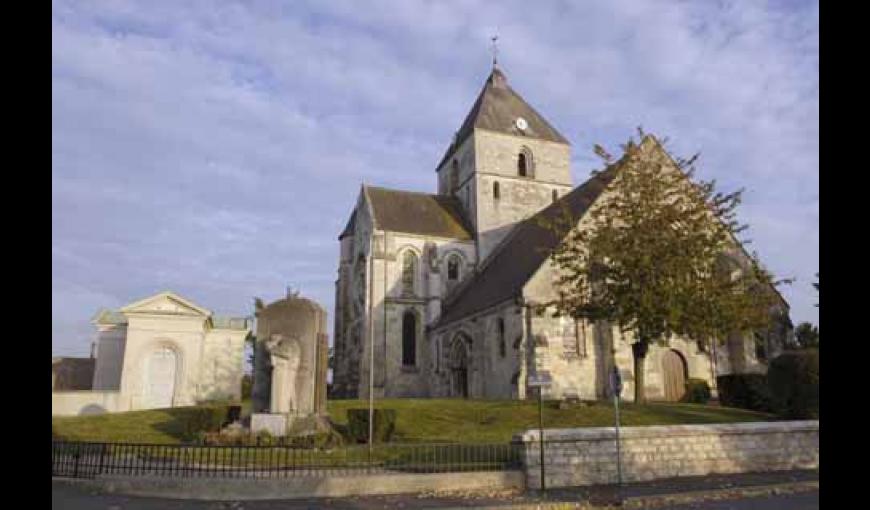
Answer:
top-left (435, 66), bottom-right (574, 263)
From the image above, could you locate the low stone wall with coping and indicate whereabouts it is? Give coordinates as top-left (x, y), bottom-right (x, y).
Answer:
top-left (514, 420), bottom-right (819, 489)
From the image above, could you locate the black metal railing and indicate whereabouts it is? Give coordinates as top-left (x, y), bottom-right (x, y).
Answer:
top-left (51, 440), bottom-right (522, 479)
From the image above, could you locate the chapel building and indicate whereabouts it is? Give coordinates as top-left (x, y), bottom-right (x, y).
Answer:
top-left (331, 66), bottom-right (792, 402)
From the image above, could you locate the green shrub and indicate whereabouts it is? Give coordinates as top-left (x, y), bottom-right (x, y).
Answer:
top-left (241, 374), bottom-right (253, 399)
top-left (682, 378), bottom-right (712, 404)
top-left (768, 350), bottom-right (819, 419)
top-left (178, 404), bottom-right (233, 442)
top-left (346, 409), bottom-right (397, 443)
top-left (716, 374), bottom-right (774, 413)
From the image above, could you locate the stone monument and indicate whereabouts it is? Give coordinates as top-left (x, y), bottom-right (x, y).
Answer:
top-left (250, 291), bottom-right (328, 436)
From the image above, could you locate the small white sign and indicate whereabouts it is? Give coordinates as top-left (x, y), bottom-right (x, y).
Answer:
top-left (528, 371), bottom-right (552, 387)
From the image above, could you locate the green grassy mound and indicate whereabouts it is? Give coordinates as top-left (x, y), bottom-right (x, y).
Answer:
top-left (52, 398), bottom-right (773, 444)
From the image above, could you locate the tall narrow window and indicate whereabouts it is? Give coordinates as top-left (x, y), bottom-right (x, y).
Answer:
top-left (402, 251), bottom-right (417, 296)
top-left (498, 318), bottom-right (506, 358)
top-left (552, 189), bottom-right (558, 202)
top-left (493, 181), bottom-right (500, 199)
top-left (754, 332), bottom-right (768, 362)
top-left (447, 256), bottom-right (460, 281)
top-left (402, 310), bottom-right (417, 366)
top-left (450, 160), bottom-right (459, 194)
top-left (518, 147), bottom-right (534, 178)
top-left (575, 319), bottom-right (587, 358)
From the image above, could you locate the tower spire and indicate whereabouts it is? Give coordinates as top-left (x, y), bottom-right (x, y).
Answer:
top-left (490, 34), bottom-right (499, 69)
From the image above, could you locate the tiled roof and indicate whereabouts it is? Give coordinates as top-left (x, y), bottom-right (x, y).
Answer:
top-left (435, 166), bottom-right (617, 327)
top-left (364, 186), bottom-right (473, 240)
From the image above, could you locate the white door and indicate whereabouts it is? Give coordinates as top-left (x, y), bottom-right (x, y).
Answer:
top-left (147, 347), bottom-right (176, 408)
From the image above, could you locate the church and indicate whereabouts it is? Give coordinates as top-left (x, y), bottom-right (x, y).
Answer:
top-left (331, 66), bottom-right (792, 402)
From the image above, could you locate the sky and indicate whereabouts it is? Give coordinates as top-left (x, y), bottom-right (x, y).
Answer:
top-left (52, 0), bottom-right (819, 357)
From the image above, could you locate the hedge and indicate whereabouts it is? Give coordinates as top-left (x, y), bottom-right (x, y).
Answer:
top-left (716, 374), bottom-right (774, 413)
top-left (346, 408), bottom-right (397, 443)
top-left (177, 404), bottom-right (235, 442)
top-left (768, 349), bottom-right (819, 419)
top-left (682, 378), bottom-right (712, 404)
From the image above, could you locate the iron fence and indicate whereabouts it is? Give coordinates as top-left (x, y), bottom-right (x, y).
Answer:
top-left (51, 440), bottom-right (522, 479)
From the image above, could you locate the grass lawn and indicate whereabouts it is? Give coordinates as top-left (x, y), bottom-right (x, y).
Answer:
top-left (52, 398), bottom-right (773, 444)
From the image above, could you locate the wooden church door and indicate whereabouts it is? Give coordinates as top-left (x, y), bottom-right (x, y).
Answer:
top-left (661, 350), bottom-right (687, 402)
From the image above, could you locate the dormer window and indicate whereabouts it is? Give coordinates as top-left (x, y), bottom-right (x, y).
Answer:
top-left (518, 147), bottom-right (534, 178)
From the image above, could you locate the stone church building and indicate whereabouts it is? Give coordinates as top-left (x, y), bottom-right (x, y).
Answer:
top-left (331, 67), bottom-right (792, 402)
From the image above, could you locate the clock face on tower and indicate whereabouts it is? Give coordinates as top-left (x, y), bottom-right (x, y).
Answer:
top-left (515, 117), bottom-right (528, 131)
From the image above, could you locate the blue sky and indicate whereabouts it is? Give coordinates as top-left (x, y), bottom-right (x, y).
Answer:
top-left (52, 0), bottom-right (819, 356)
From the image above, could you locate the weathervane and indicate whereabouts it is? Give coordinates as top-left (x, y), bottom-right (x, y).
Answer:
top-left (490, 34), bottom-right (499, 68)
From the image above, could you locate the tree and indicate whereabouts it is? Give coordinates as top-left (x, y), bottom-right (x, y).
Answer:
top-left (793, 322), bottom-right (819, 350)
top-left (545, 132), bottom-right (787, 403)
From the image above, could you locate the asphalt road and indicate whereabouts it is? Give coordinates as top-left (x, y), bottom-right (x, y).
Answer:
top-left (661, 490), bottom-right (819, 510)
top-left (52, 480), bottom-right (512, 509)
top-left (52, 481), bottom-right (819, 510)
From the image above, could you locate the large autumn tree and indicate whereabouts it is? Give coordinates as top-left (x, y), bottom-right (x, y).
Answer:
top-left (545, 133), bottom-right (788, 403)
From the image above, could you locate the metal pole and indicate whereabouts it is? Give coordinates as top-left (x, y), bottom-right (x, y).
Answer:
top-left (539, 387), bottom-right (545, 493)
top-left (614, 395), bottom-right (622, 486)
top-left (368, 253), bottom-right (375, 459)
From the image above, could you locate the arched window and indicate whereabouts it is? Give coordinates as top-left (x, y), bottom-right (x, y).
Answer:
top-left (402, 251), bottom-right (417, 296)
top-left (450, 160), bottom-right (459, 194)
top-left (447, 255), bottom-right (461, 281)
top-left (518, 148), bottom-right (534, 178)
top-left (754, 332), bottom-right (768, 362)
top-left (493, 181), bottom-right (500, 199)
top-left (402, 310), bottom-right (417, 366)
top-left (498, 318), bottom-right (506, 358)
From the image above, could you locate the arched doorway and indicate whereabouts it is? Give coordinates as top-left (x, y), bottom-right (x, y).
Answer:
top-left (661, 349), bottom-right (688, 402)
top-left (448, 334), bottom-right (470, 398)
top-left (146, 346), bottom-right (177, 409)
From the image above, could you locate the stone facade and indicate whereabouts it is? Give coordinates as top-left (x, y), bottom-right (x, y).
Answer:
top-left (52, 291), bottom-right (251, 416)
top-left (332, 67), bottom-right (792, 402)
top-left (516, 421), bottom-right (819, 489)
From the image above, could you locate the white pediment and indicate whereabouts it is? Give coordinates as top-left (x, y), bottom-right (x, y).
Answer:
top-left (120, 291), bottom-right (212, 318)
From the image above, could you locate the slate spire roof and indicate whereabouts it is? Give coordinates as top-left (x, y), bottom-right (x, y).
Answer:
top-left (437, 67), bottom-right (570, 170)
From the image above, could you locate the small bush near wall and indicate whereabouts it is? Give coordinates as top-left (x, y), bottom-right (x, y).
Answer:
top-left (716, 374), bottom-right (774, 413)
top-left (346, 409), bottom-right (397, 443)
top-left (240, 374), bottom-right (253, 399)
top-left (682, 379), bottom-right (712, 404)
top-left (178, 404), bottom-right (233, 442)
top-left (768, 349), bottom-right (819, 419)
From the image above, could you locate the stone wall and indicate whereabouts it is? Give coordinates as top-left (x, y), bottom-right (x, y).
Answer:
top-left (473, 130), bottom-right (573, 263)
top-left (52, 357), bottom-right (96, 391)
top-left (52, 391), bottom-right (122, 416)
top-left (515, 421), bottom-right (819, 489)
top-left (92, 326), bottom-right (126, 390)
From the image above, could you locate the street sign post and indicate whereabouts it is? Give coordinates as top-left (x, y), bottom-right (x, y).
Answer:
top-left (528, 371), bottom-right (552, 493)
top-left (609, 365), bottom-right (624, 487)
